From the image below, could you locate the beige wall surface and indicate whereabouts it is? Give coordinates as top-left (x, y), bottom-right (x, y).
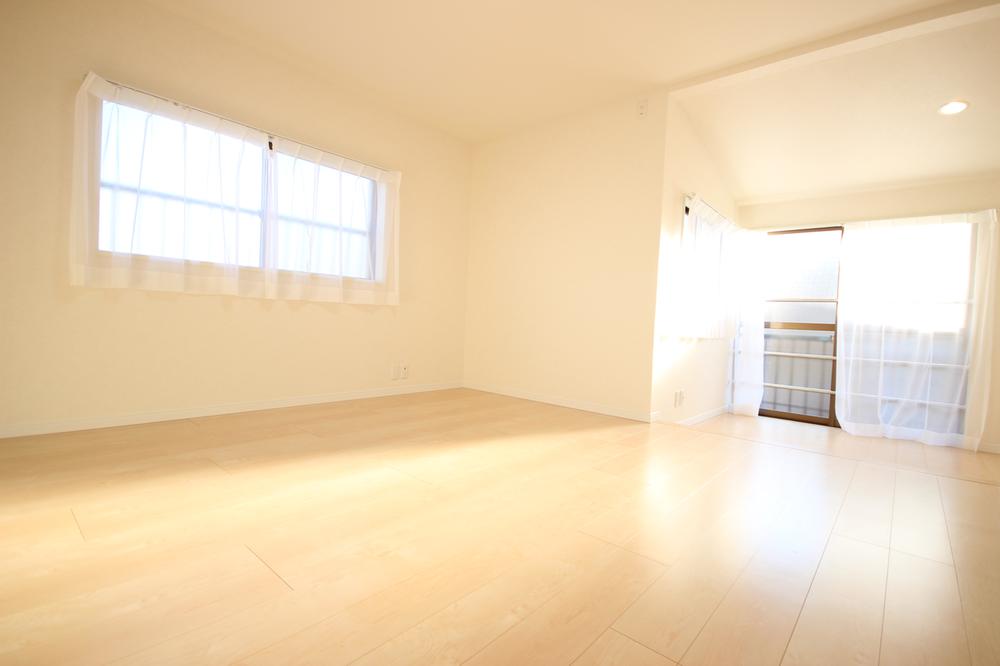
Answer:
top-left (463, 95), bottom-right (669, 420)
top-left (651, 99), bottom-right (739, 424)
top-left (0, 0), bottom-right (472, 435)
top-left (739, 174), bottom-right (1000, 451)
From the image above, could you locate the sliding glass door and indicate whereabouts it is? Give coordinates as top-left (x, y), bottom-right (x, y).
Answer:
top-left (760, 227), bottom-right (843, 426)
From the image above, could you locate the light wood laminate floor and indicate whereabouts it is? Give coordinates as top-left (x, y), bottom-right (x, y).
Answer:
top-left (2, 389), bottom-right (1000, 665)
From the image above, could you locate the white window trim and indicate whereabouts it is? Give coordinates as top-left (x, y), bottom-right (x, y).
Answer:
top-left (71, 72), bottom-right (401, 305)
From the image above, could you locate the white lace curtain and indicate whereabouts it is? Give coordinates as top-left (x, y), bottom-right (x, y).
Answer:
top-left (727, 228), bottom-right (766, 416)
top-left (675, 197), bottom-right (765, 415)
top-left (71, 72), bottom-right (401, 304)
top-left (836, 210), bottom-right (997, 449)
top-left (677, 197), bottom-right (736, 340)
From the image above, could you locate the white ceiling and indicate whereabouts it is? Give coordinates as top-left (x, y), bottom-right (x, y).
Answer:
top-left (147, 0), bottom-right (956, 140)
top-left (679, 14), bottom-right (1000, 202)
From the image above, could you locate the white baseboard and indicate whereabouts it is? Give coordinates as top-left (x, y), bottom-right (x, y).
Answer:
top-left (463, 383), bottom-right (653, 423)
top-left (675, 405), bottom-right (727, 426)
top-left (0, 382), bottom-right (463, 439)
top-left (980, 441), bottom-right (1000, 454)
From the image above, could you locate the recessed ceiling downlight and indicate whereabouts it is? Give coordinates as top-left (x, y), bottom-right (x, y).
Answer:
top-left (939, 100), bottom-right (969, 115)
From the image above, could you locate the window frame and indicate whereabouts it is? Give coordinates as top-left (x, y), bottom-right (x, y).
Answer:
top-left (758, 226), bottom-right (843, 428)
top-left (71, 72), bottom-right (400, 305)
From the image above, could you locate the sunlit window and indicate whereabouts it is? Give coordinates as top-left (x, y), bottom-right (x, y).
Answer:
top-left (837, 217), bottom-right (983, 442)
top-left (677, 201), bottom-right (733, 339)
top-left (839, 222), bottom-right (972, 333)
top-left (273, 151), bottom-right (375, 279)
top-left (98, 100), bottom-right (378, 280)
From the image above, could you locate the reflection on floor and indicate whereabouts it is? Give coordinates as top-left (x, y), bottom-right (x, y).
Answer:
top-left (1, 389), bottom-right (998, 665)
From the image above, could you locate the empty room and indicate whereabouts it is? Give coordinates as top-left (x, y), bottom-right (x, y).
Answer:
top-left (3, 0), bottom-right (1000, 664)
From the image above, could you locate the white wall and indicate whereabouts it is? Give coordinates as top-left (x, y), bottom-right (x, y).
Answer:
top-left (0, 0), bottom-right (472, 436)
top-left (463, 94), bottom-right (668, 420)
top-left (651, 99), bottom-right (739, 424)
top-left (740, 173), bottom-right (1000, 450)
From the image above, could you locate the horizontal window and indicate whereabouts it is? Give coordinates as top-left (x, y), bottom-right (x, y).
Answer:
top-left (272, 149), bottom-right (376, 279)
top-left (71, 72), bottom-right (400, 304)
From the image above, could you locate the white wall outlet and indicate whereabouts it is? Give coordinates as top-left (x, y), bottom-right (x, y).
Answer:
top-left (673, 390), bottom-right (685, 408)
top-left (399, 363), bottom-right (409, 380)
top-left (637, 98), bottom-right (648, 118)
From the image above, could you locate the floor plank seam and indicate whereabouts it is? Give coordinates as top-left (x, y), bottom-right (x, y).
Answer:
top-left (777, 461), bottom-right (859, 666)
top-left (691, 425), bottom-right (1000, 488)
top-left (456, 543), bottom-right (627, 665)
top-left (245, 544), bottom-right (295, 591)
top-left (573, 529), bottom-right (673, 568)
top-left (69, 508), bottom-right (87, 542)
top-left (566, 629), bottom-right (616, 666)
top-left (575, 569), bottom-right (673, 665)
top-left (609, 627), bottom-right (679, 665)
top-left (457, 598), bottom-right (547, 663)
top-left (468, 614), bottom-right (549, 664)
top-left (884, 546), bottom-right (958, 567)
top-left (237, 566), bottom-right (435, 664)
top-left (343, 562), bottom-right (518, 666)
top-left (652, 454), bottom-right (824, 664)
top-left (105, 595), bottom-right (280, 665)
top-left (875, 471), bottom-right (897, 666)
top-left (575, 449), bottom-right (752, 567)
top-left (384, 463), bottom-right (437, 486)
top-left (936, 475), bottom-right (975, 666)
top-left (204, 456), bottom-right (234, 475)
top-left (674, 540), bottom-right (764, 665)
top-left (833, 531), bottom-right (891, 552)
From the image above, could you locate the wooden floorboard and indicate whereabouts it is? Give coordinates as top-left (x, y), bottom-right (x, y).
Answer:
top-left (1, 388), bottom-right (999, 665)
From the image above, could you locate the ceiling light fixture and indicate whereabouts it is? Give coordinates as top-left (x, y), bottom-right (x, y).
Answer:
top-left (938, 100), bottom-right (969, 115)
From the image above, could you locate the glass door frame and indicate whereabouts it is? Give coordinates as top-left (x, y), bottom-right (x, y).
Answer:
top-left (758, 225), bottom-right (843, 428)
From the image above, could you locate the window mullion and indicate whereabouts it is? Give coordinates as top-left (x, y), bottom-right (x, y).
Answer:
top-left (260, 139), bottom-right (274, 270)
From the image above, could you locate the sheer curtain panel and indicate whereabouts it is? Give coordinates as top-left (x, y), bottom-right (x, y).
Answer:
top-left (727, 229), bottom-right (766, 416)
top-left (71, 73), bottom-right (401, 304)
top-left (678, 197), bottom-right (736, 340)
top-left (836, 210), bottom-right (997, 449)
top-left (675, 197), bottom-right (764, 415)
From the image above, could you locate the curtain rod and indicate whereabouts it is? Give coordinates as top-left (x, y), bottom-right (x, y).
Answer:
top-left (101, 75), bottom-right (393, 173)
top-left (684, 193), bottom-right (727, 219)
